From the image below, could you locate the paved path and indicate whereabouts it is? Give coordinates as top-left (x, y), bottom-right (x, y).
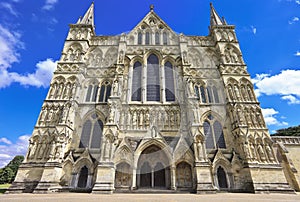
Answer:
top-left (1, 193), bottom-right (300, 202)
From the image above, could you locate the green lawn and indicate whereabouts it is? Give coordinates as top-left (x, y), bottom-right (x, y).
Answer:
top-left (0, 184), bottom-right (10, 194)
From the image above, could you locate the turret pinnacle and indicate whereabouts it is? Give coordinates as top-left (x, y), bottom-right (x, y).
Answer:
top-left (78, 2), bottom-right (94, 26)
top-left (210, 3), bottom-right (224, 26)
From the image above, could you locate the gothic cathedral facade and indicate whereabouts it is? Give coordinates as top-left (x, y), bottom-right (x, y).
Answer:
top-left (8, 3), bottom-right (298, 194)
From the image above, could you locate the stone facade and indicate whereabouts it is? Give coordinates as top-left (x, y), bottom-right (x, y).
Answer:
top-left (7, 3), bottom-right (299, 194)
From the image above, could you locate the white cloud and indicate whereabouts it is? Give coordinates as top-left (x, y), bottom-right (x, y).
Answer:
top-left (0, 2), bottom-right (18, 17)
top-left (0, 135), bottom-right (30, 168)
top-left (296, 0), bottom-right (300, 4)
top-left (288, 16), bottom-right (299, 24)
top-left (282, 95), bottom-right (300, 104)
top-left (253, 70), bottom-right (300, 104)
top-left (251, 25), bottom-right (257, 34)
top-left (0, 23), bottom-right (56, 89)
top-left (261, 108), bottom-right (289, 126)
top-left (294, 51), bottom-right (300, 56)
top-left (9, 58), bottom-right (57, 88)
top-left (0, 24), bottom-right (24, 70)
top-left (0, 138), bottom-right (12, 145)
top-left (42, 0), bottom-right (59, 10)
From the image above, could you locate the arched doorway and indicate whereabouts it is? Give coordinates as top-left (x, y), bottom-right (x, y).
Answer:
top-left (217, 166), bottom-right (228, 189)
top-left (137, 145), bottom-right (170, 189)
top-left (77, 166), bottom-right (88, 188)
top-left (115, 162), bottom-right (132, 189)
top-left (176, 162), bottom-right (192, 188)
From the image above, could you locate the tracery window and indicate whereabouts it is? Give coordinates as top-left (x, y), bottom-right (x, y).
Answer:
top-left (155, 32), bottom-right (160, 45)
top-left (195, 83), bottom-right (207, 103)
top-left (85, 84), bottom-right (98, 102)
top-left (132, 61), bottom-right (142, 101)
top-left (203, 114), bottom-right (226, 149)
top-left (99, 81), bottom-right (111, 103)
top-left (145, 32), bottom-right (150, 45)
top-left (79, 114), bottom-right (103, 149)
top-left (163, 32), bottom-right (168, 45)
top-left (147, 54), bottom-right (160, 101)
top-left (164, 61), bottom-right (175, 101)
top-left (138, 32), bottom-right (142, 45)
top-left (195, 83), bottom-right (220, 104)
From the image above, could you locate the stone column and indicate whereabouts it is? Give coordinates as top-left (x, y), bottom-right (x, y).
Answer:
top-left (170, 166), bottom-right (176, 190)
top-left (131, 167), bottom-right (137, 190)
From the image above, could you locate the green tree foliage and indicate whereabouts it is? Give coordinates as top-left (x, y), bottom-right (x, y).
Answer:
top-left (273, 125), bottom-right (300, 136)
top-left (0, 155), bottom-right (24, 184)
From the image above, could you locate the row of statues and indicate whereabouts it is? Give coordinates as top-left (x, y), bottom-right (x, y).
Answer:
top-left (48, 82), bottom-right (77, 100)
top-left (119, 106), bottom-right (181, 130)
top-left (224, 47), bottom-right (242, 64)
top-left (243, 141), bottom-right (275, 163)
top-left (27, 137), bottom-right (66, 161)
top-left (39, 104), bottom-right (71, 126)
top-left (227, 83), bottom-right (255, 102)
top-left (231, 106), bottom-right (265, 128)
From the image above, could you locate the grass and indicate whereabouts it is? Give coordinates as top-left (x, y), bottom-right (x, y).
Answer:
top-left (0, 184), bottom-right (10, 194)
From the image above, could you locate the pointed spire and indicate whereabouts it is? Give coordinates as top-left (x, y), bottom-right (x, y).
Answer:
top-left (210, 3), bottom-right (224, 26)
top-left (79, 2), bottom-right (94, 26)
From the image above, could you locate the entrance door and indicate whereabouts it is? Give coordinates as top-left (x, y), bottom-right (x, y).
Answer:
top-left (217, 166), bottom-right (228, 189)
top-left (77, 166), bottom-right (88, 188)
top-left (154, 163), bottom-right (165, 187)
top-left (140, 162), bottom-right (151, 187)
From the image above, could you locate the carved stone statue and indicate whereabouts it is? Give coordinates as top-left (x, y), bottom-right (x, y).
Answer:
top-left (257, 144), bottom-right (266, 162)
top-left (265, 145), bottom-right (275, 162)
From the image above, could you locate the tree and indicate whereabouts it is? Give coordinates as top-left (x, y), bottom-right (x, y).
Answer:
top-left (272, 125), bottom-right (300, 136)
top-left (0, 155), bottom-right (24, 184)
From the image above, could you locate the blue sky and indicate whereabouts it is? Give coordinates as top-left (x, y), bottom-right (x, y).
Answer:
top-left (0, 0), bottom-right (300, 167)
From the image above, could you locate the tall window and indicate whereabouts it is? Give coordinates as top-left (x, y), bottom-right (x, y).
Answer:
top-left (207, 86), bottom-right (213, 103)
top-left (132, 61), bottom-right (142, 101)
top-left (80, 114), bottom-right (103, 149)
top-left (213, 86), bottom-right (220, 103)
top-left (85, 84), bottom-right (98, 102)
top-left (163, 32), bottom-right (168, 45)
top-left (203, 114), bottom-right (226, 149)
top-left (99, 81), bottom-right (111, 103)
top-left (147, 54), bottom-right (160, 101)
top-left (138, 32), bottom-right (142, 45)
top-left (164, 62), bottom-right (175, 101)
top-left (155, 32), bottom-right (160, 45)
top-left (195, 84), bottom-right (207, 103)
top-left (145, 32), bottom-right (150, 45)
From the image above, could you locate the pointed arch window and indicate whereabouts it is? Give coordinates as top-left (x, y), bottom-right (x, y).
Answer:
top-left (79, 114), bottom-right (103, 149)
top-left (99, 81), bottom-right (111, 103)
top-left (213, 86), bottom-right (220, 103)
top-left (163, 32), bottom-right (168, 45)
top-left (164, 61), bottom-right (175, 101)
top-left (155, 32), bottom-right (160, 45)
top-left (132, 61), bottom-right (142, 101)
top-left (147, 54), bottom-right (160, 101)
top-left (85, 83), bottom-right (99, 102)
top-left (145, 32), bottom-right (150, 45)
top-left (138, 32), bottom-right (142, 45)
top-left (195, 83), bottom-right (207, 103)
top-left (203, 114), bottom-right (226, 149)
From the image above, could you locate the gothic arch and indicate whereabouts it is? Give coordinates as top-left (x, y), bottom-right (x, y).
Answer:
top-left (130, 56), bottom-right (143, 66)
top-left (144, 50), bottom-right (163, 65)
top-left (73, 158), bottom-right (95, 175)
top-left (134, 139), bottom-right (172, 163)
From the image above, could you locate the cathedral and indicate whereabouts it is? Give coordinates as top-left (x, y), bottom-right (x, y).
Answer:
top-left (7, 3), bottom-right (300, 194)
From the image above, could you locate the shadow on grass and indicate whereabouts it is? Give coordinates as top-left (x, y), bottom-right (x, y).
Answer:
top-left (0, 184), bottom-right (10, 194)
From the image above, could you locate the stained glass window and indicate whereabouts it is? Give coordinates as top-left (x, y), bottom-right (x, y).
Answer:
top-left (147, 54), bottom-right (160, 101)
top-left (165, 62), bottom-right (175, 101)
top-left (132, 61), bottom-right (142, 101)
